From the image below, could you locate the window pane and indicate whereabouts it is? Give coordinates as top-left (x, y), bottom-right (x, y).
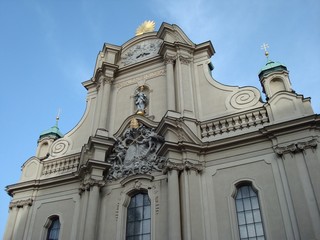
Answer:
top-left (241, 186), bottom-right (250, 198)
top-left (251, 197), bottom-right (259, 209)
top-left (253, 210), bottom-right (261, 222)
top-left (236, 199), bottom-right (244, 211)
top-left (243, 198), bottom-right (251, 211)
top-left (127, 222), bottom-right (134, 236)
top-left (255, 223), bottom-right (264, 236)
top-left (239, 225), bottom-right (248, 238)
top-left (142, 219), bottom-right (151, 234)
top-left (134, 221), bottom-right (142, 235)
top-left (136, 194), bottom-right (143, 207)
top-left (128, 208), bottom-right (135, 222)
top-left (249, 187), bottom-right (256, 197)
top-left (257, 236), bottom-right (265, 240)
top-left (143, 195), bottom-right (150, 205)
top-left (236, 189), bottom-right (242, 199)
top-left (129, 197), bottom-right (136, 208)
top-left (245, 211), bottom-right (254, 224)
top-left (136, 207), bottom-right (143, 220)
top-left (247, 224), bottom-right (256, 237)
top-left (143, 206), bottom-right (151, 219)
top-left (142, 234), bottom-right (151, 240)
top-left (237, 212), bottom-right (246, 225)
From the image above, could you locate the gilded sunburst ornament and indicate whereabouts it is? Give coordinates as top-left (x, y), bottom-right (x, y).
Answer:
top-left (135, 20), bottom-right (155, 36)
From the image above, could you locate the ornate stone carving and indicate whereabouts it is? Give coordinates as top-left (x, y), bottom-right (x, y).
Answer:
top-left (9, 198), bottom-right (33, 209)
top-left (274, 139), bottom-right (318, 156)
top-left (274, 144), bottom-right (297, 155)
top-left (184, 161), bottom-right (204, 173)
top-left (50, 138), bottom-right (71, 157)
top-left (164, 160), bottom-right (184, 173)
top-left (106, 121), bottom-right (166, 180)
top-left (297, 139), bottom-right (318, 150)
top-left (121, 39), bottom-right (163, 66)
top-left (229, 89), bottom-right (260, 109)
top-left (79, 178), bottom-right (106, 193)
top-left (164, 55), bottom-right (176, 65)
top-left (178, 55), bottom-right (192, 65)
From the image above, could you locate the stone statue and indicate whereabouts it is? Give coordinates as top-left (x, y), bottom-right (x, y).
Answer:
top-left (135, 86), bottom-right (147, 115)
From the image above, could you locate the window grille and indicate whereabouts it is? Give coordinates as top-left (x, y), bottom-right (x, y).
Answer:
top-left (235, 184), bottom-right (265, 240)
top-left (126, 193), bottom-right (151, 240)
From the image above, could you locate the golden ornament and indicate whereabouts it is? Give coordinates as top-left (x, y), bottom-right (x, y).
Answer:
top-left (135, 20), bottom-right (155, 36)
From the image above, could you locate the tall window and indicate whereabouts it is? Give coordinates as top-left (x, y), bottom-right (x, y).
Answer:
top-left (235, 184), bottom-right (265, 240)
top-left (46, 217), bottom-right (60, 240)
top-left (126, 193), bottom-right (151, 240)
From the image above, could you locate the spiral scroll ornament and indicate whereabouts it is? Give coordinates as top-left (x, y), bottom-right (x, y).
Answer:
top-left (230, 89), bottom-right (260, 109)
top-left (50, 138), bottom-right (71, 157)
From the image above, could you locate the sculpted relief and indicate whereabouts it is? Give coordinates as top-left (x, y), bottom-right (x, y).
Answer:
top-left (106, 118), bottom-right (166, 180)
top-left (120, 39), bottom-right (163, 66)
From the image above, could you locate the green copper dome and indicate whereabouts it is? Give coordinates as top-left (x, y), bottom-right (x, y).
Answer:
top-left (259, 60), bottom-right (287, 78)
top-left (39, 125), bottom-right (63, 139)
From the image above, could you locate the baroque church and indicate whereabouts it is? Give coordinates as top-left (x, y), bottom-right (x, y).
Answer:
top-left (4, 22), bottom-right (320, 240)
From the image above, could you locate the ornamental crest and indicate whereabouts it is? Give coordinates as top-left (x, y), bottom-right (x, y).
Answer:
top-left (106, 118), bottom-right (165, 180)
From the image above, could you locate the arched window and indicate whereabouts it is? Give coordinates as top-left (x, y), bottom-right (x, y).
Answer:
top-left (235, 184), bottom-right (265, 240)
top-left (126, 193), bottom-right (151, 240)
top-left (46, 216), bottom-right (60, 240)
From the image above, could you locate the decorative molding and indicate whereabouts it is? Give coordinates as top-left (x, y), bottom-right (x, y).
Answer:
top-left (106, 121), bottom-right (166, 180)
top-left (200, 108), bottom-right (269, 138)
top-left (42, 155), bottom-right (80, 176)
top-left (274, 138), bottom-right (318, 156)
top-left (114, 69), bottom-right (166, 89)
top-left (50, 138), bottom-right (72, 157)
top-left (9, 198), bottom-right (33, 209)
top-left (184, 160), bottom-right (204, 173)
top-left (164, 160), bottom-right (184, 173)
top-left (178, 55), bottom-right (192, 65)
top-left (229, 89), bottom-right (260, 109)
top-left (79, 178), bottom-right (106, 193)
top-left (297, 139), bottom-right (318, 150)
top-left (164, 160), bottom-right (203, 173)
top-left (164, 55), bottom-right (176, 65)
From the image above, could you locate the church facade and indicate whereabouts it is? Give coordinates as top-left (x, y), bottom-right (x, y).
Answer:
top-left (4, 22), bottom-right (320, 240)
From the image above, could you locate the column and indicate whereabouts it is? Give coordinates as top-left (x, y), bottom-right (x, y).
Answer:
top-left (164, 55), bottom-right (176, 111)
top-left (99, 77), bottom-right (112, 130)
top-left (166, 161), bottom-right (183, 240)
top-left (84, 183), bottom-right (101, 240)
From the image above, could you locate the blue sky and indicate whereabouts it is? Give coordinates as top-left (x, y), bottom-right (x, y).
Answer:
top-left (0, 0), bottom-right (319, 236)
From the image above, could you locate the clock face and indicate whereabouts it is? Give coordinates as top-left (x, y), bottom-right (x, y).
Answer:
top-left (120, 39), bottom-right (163, 67)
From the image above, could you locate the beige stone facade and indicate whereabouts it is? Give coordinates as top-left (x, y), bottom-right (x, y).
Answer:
top-left (4, 23), bottom-right (320, 240)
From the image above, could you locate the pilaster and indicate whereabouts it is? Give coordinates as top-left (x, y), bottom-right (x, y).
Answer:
top-left (274, 139), bottom-right (320, 239)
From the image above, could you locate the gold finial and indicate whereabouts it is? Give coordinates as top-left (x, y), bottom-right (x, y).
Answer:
top-left (130, 117), bottom-right (139, 129)
top-left (135, 20), bottom-right (155, 36)
top-left (55, 108), bottom-right (61, 126)
top-left (261, 43), bottom-right (270, 60)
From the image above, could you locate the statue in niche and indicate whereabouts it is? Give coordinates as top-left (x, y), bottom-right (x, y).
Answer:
top-left (106, 118), bottom-right (166, 180)
top-left (135, 86), bottom-right (148, 115)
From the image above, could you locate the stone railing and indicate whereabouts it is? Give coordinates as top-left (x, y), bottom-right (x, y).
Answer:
top-left (199, 108), bottom-right (269, 138)
top-left (42, 154), bottom-right (80, 176)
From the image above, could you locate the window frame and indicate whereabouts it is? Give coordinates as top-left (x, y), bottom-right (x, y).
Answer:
top-left (125, 192), bottom-right (151, 240)
top-left (43, 215), bottom-right (61, 240)
top-left (232, 181), bottom-right (266, 240)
